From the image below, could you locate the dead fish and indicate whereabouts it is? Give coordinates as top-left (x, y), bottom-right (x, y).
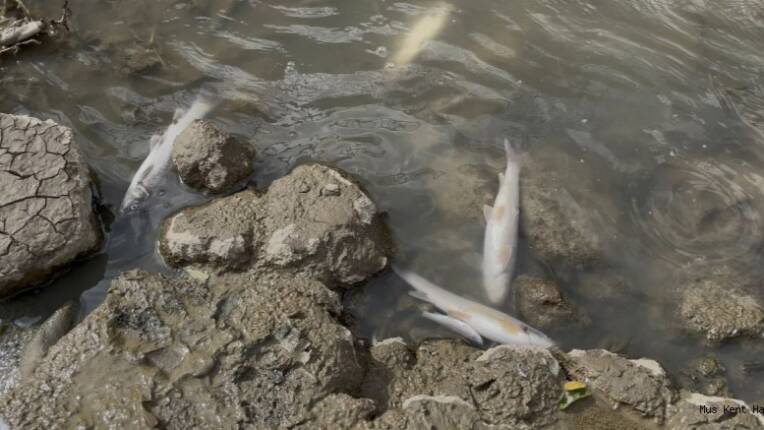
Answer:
top-left (0, 0), bottom-right (71, 56)
top-left (394, 266), bottom-right (554, 348)
top-left (482, 139), bottom-right (520, 304)
top-left (389, 3), bottom-right (453, 66)
top-left (120, 96), bottom-right (214, 213)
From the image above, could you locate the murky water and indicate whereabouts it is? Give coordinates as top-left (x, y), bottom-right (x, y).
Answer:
top-left (3, 0), bottom-right (764, 401)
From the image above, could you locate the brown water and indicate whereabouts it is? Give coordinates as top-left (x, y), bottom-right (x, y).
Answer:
top-left (2, 0), bottom-right (764, 401)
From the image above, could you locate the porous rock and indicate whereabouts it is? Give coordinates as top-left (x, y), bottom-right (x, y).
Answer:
top-left (172, 119), bottom-right (254, 194)
top-left (678, 266), bottom-right (764, 343)
top-left (0, 113), bottom-right (102, 298)
top-left (0, 270), bottom-right (367, 429)
top-left (565, 349), bottom-right (677, 424)
top-left (666, 392), bottom-right (764, 430)
top-left (362, 340), bottom-right (564, 429)
top-left (514, 275), bottom-right (589, 329)
top-left (520, 148), bottom-right (618, 270)
top-left (160, 164), bottom-right (391, 286)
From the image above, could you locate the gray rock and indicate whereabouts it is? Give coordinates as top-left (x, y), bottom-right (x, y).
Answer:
top-left (18, 300), bottom-right (79, 378)
top-left (514, 275), bottom-right (590, 329)
top-left (0, 113), bottom-right (102, 298)
top-left (172, 120), bottom-right (254, 194)
top-left (362, 340), bottom-right (564, 429)
top-left (666, 392), bottom-right (764, 430)
top-left (160, 164), bottom-right (391, 286)
top-left (291, 393), bottom-right (376, 430)
top-left (565, 349), bottom-right (677, 424)
top-left (0, 322), bottom-right (33, 398)
top-left (520, 148), bottom-right (619, 270)
top-left (0, 270), bottom-right (366, 429)
top-left (677, 356), bottom-right (730, 397)
top-left (678, 267), bottom-right (764, 343)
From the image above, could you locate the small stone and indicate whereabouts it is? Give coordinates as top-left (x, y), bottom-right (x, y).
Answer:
top-left (172, 120), bottom-right (255, 194)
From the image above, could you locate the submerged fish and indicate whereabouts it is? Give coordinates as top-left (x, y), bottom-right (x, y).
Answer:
top-left (482, 139), bottom-right (520, 304)
top-left (389, 3), bottom-right (453, 66)
top-left (120, 96), bottom-right (214, 213)
top-left (394, 266), bottom-right (554, 348)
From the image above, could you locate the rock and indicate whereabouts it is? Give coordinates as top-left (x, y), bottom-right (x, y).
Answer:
top-left (160, 164), bottom-right (391, 285)
top-left (159, 190), bottom-right (257, 269)
top-left (666, 392), bottom-right (764, 430)
top-left (172, 120), bottom-right (254, 194)
top-left (562, 402), bottom-right (648, 430)
top-left (362, 340), bottom-right (564, 429)
top-left (0, 113), bottom-right (102, 299)
top-left (423, 155), bottom-right (495, 224)
top-left (565, 349), bottom-right (677, 424)
top-left (18, 300), bottom-right (79, 378)
top-left (0, 270), bottom-right (366, 429)
top-left (0, 322), bottom-right (33, 398)
top-left (678, 267), bottom-right (764, 343)
top-left (514, 275), bottom-right (589, 329)
top-left (520, 148), bottom-right (619, 270)
top-left (677, 356), bottom-right (730, 397)
top-left (291, 393), bottom-right (376, 430)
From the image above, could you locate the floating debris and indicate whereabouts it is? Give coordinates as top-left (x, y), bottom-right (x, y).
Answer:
top-left (0, 0), bottom-right (71, 57)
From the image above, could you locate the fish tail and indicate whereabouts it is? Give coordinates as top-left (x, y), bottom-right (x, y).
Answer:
top-left (503, 138), bottom-right (518, 162)
top-left (393, 265), bottom-right (444, 306)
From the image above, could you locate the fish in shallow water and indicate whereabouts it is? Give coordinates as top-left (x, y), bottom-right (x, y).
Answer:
top-left (482, 139), bottom-right (520, 304)
top-left (120, 96), bottom-right (214, 213)
top-left (394, 266), bottom-right (554, 348)
top-left (389, 3), bottom-right (453, 66)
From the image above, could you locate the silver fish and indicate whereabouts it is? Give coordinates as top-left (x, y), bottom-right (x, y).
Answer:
top-left (394, 266), bottom-right (554, 348)
top-left (482, 139), bottom-right (520, 304)
top-left (389, 3), bottom-right (453, 66)
top-left (120, 96), bottom-right (214, 212)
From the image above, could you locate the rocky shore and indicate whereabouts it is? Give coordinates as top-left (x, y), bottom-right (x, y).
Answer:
top-left (1, 114), bottom-right (763, 429)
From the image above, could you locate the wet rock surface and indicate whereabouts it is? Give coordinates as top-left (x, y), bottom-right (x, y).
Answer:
top-left (160, 164), bottom-right (391, 285)
top-left (666, 392), bottom-right (764, 430)
top-left (677, 267), bottom-right (764, 343)
top-left (677, 356), bottom-right (730, 397)
top-left (565, 349), bottom-right (677, 424)
top-left (514, 275), bottom-right (589, 329)
top-left (362, 341), bottom-right (565, 429)
top-left (0, 270), bottom-right (366, 429)
top-left (0, 322), bottom-right (33, 398)
top-left (0, 113), bottom-right (102, 298)
top-left (172, 119), bottom-right (254, 194)
top-left (519, 148), bottom-right (618, 270)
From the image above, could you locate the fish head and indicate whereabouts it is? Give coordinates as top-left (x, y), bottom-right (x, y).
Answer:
top-left (519, 323), bottom-right (555, 349)
top-left (120, 182), bottom-right (151, 214)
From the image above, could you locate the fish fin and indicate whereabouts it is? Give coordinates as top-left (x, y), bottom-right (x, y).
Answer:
top-left (422, 312), bottom-right (483, 345)
top-left (149, 134), bottom-right (161, 150)
top-left (172, 108), bottom-right (184, 123)
top-left (483, 204), bottom-right (492, 223)
top-left (503, 138), bottom-right (520, 166)
top-left (408, 290), bottom-right (430, 303)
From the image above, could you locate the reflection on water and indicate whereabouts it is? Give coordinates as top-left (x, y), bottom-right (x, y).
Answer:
top-left (2, 0), bottom-right (764, 401)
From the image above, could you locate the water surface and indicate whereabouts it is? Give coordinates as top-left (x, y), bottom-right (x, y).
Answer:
top-left (2, 0), bottom-right (764, 402)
